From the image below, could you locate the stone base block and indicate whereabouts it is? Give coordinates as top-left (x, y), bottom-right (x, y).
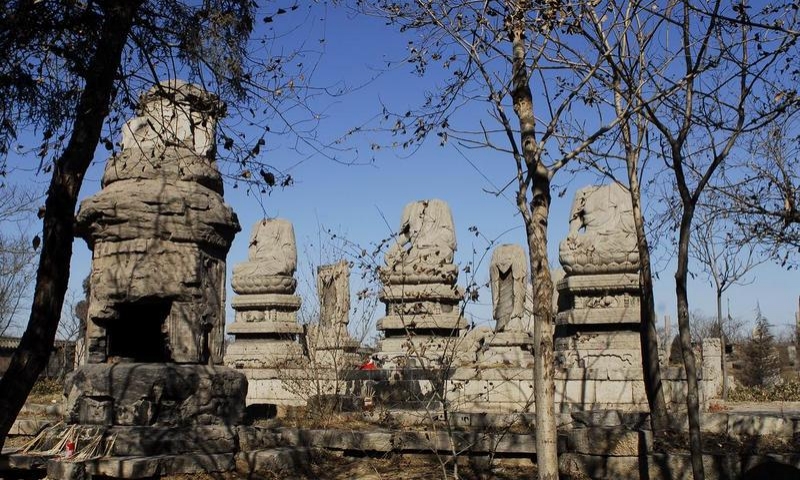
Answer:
top-left (45, 453), bottom-right (235, 480)
top-left (311, 348), bottom-right (362, 369)
top-left (377, 335), bottom-right (465, 367)
top-left (65, 363), bottom-right (246, 427)
top-left (556, 331), bottom-right (642, 369)
top-left (478, 346), bottom-right (535, 368)
top-left (377, 313), bottom-right (468, 332)
top-left (556, 272), bottom-right (638, 292)
top-left (227, 321), bottom-right (302, 335)
top-left (556, 348), bottom-right (643, 369)
top-left (224, 339), bottom-right (305, 369)
top-left (556, 307), bottom-right (641, 325)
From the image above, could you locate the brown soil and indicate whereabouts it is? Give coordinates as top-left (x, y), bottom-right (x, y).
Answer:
top-left (654, 430), bottom-right (800, 455)
top-left (162, 450), bottom-right (535, 480)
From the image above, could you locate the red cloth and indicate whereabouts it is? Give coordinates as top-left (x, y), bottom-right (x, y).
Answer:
top-left (359, 360), bottom-right (378, 370)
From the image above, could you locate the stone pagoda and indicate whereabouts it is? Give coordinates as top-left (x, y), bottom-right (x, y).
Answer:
top-left (376, 199), bottom-right (466, 366)
top-left (555, 182), bottom-right (642, 369)
top-left (479, 244), bottom-right (535, 367)
top-left (71, 80), bottom-right (246, 435)
top-left (224, 218), bottom-right (305, 369)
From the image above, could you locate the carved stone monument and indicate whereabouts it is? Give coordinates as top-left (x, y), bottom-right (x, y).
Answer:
top-left (71, 80), bottom-right (246, 433)
top-left (376, 199), bottom-right (466, 366)
top-left (555, 183), bottom-right (642, 370)
top-left (224, 218), bottom-right (305, 369)
top-left (479, 244), bottom-right (535, 367)
top-left (307, 261), bottom-right (360, 367)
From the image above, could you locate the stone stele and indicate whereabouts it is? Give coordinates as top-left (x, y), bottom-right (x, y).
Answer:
top-left (307, 260), bottom-right (360, 367)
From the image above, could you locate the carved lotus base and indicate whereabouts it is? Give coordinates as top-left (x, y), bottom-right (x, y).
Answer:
top-left (231, 274), bottom-right (296, 295)
top-left (558, 240), bottom-right (639, 275)
top-left (379, 263), bottom-right (458, 286)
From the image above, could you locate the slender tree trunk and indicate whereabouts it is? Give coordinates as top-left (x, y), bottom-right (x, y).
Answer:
top-left (505, 2), bottom-right (558, 476)
top-left (795, 296), bottom-right (799, 375)
top-left (628, 172), bottom-right (670, 434)
top-left (528, 169), bottom-right (558, 480)
top-left (675, 206), bottom-right (705, 480)
top-left (0, 2), bottom-right (141, 449)
top-left (717, 291), bottom-right (728, 400)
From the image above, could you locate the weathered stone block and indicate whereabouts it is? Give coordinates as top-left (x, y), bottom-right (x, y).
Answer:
top-left (65, 363), bottom-right (247, 426)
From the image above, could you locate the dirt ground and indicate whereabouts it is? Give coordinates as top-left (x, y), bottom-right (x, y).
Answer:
top-left (164, 451), bottom-right (536, 480)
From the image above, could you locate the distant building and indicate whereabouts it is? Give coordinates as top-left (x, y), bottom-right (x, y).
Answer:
top-left (0, 336), bottom-right (76, 379)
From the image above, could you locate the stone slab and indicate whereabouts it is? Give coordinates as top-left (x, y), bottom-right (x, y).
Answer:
top-left (9, 419), bottom-right (52, 436)
top-left (46, 453), bottom-right (235, 479)
top-left (556, 273), bottom-right (639, 293)
top-left (377, 313), bottom-right (467, 331)
top-left (482, 331), bottom-right (535, 346)
top-left (235, 448), bottom-right (311, 476)
top-left (556, 307), bottom-right (641, 325)
top-left (107, 425), bottom-right (237, 456)
top-left (380, 283), bottom-right (463, 302)
top-left (226, 321), bottom-right (303, 335)
top-left (478, 346), bottom-right (535, 368)
top-left (231, 293), bottom-right (301, 310)
top-left (564, 427), bottom-right (643, 456)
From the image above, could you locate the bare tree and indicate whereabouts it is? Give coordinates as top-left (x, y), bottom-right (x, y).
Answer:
top-left (577, 1), bottom-right (677, 434)
top-left (0, 0), bottom-right (329, 448)
top-left (713, 121), bottom-right (800, 268)
top-left (631, 2), bottom-right (800, 477)
top-left (351, 1), bottom-right (660, 477)
top-left (691, 206), bottom-right (764, 399)
top-left (0, 185), bottom-right (37, 337)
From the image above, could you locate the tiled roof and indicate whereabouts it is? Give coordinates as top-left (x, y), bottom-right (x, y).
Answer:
top-left (0, 336), bottom-right (76, 351)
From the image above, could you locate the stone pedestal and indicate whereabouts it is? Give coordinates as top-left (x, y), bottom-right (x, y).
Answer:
top-left (554, 184), bottom-right (645, 409)
top-left (65, 364), bottom-right (246, 427)
top-left (376, 277), bottom-right (467, 367)
top-left (555, 273), bottom-right (642, 369)
top-left (478, 331), bottom-right (535, 367)
top-left (306, 324), bottom-right (360, 368)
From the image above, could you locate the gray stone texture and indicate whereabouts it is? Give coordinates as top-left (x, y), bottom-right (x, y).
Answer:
top-left (64, 364), bottom-right (246, 427)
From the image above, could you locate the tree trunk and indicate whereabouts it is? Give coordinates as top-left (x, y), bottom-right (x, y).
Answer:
top-left (0, 2), bottom-right (141, 449)
top-left (675, 206), bottom-right (705, 480)
top-left (528, 169), bottom-right (558, 480)
top-left (628, 172), bottom-right (670, 434)
top-left (717, 291), bottom-right (728, 400)
top-left (795, 296), bottom-right (799, 375)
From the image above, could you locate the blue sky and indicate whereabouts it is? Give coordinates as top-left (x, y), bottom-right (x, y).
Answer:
top-left (4, 2), bottom-right (798, 340)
